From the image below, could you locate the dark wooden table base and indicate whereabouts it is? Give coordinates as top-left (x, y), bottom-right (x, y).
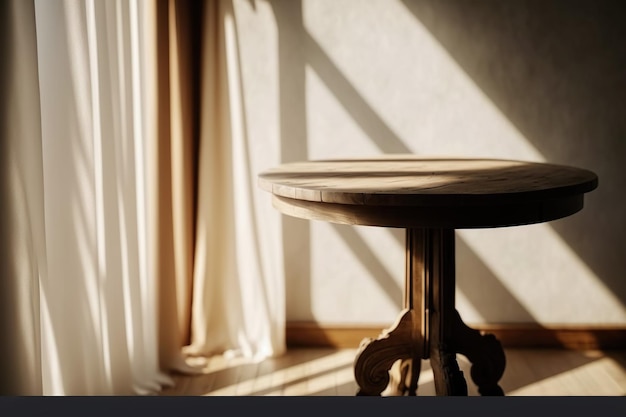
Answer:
top-left (353, 228), bottom-right (506, 396)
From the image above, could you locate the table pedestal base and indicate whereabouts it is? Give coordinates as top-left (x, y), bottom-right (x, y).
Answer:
top-left (354, 228), bottom-right (506, 396)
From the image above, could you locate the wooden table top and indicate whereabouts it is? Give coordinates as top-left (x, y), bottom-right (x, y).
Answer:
top-left (258, 156), bottom-right (598, 228)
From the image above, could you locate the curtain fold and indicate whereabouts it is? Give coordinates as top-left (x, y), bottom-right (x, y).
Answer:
top-left (0, 0), bottom-right (45, 396)
top-left (184, 0), bottom-right (285, 360)
top-left (156, 0), bottom-right (286, 362)
top-left (0, 0), bottom-right (285, 395)
top-left (153, 0), bottom-right (203, 374)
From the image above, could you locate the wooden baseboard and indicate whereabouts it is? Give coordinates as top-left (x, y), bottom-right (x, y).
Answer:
top-left (286, 322), bottom-right (626, 350)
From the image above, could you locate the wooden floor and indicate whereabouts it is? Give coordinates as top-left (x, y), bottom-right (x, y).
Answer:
top-left (160, 348), bottom-right (626, 396)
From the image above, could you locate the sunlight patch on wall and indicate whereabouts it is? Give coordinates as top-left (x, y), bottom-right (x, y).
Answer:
top-left (298, 0), bottom-right (618, 324)
top-left (233, 0), bottom-right (620, 324)
top-left (455, 291), bottom-right (486, 324)
top-left (458, 225), bottom-right (626, 324)
top-left (305, 64), bottom-right (385, 159)
top-left (303, 0), bottom-right (544, 162)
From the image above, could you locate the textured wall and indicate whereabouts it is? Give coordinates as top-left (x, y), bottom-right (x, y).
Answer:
top-left (237, 0), bottom-right (626, 325)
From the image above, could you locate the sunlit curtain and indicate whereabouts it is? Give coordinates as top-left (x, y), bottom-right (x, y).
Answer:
top-left (34, 0), bottom-right (169, 394)
top-left (0, 0), bottom-right (285, 396)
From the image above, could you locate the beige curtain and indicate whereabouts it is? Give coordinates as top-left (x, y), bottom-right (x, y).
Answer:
top-left (0, 0), bottom-right (284, 395)
top-left (159, 0), bottom-right (286, 364)
top-left (153, 0), bottom-right (203, 373)
top-left (34, 0), bottom-right (171, 394)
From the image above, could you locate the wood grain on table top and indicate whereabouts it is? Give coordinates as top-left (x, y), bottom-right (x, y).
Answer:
top-left (258, 156), bottom-right (598, 206)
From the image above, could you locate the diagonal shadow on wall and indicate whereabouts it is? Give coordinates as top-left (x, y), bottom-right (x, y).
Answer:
top-left (330, 224), bottom-right (403, 308)
top-left (305, 32), bottom-right (408, 155)
top-left (303, 27), bottom-right (537, 323)
top-left (270, 0), bottom-right (313, 319)
top-left (400, 0), bottom-right (626, 308)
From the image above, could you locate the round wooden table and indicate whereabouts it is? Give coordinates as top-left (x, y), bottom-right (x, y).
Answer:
top-left (258, 156), bottom-right (598, 396)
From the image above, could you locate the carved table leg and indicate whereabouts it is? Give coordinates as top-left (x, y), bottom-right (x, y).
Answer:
top-left (428, 228), bottom-right (468, 395)
top-left (430, 343), bottom-right (468, 395)
top-left (406, 353), bottom-right (421, 396)
top-left (354, 309), bottom-right (416, 396)
top-left (452, 310), bottom-right (506, 396)
top-left (353, 228), bottom-right (507, 396)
